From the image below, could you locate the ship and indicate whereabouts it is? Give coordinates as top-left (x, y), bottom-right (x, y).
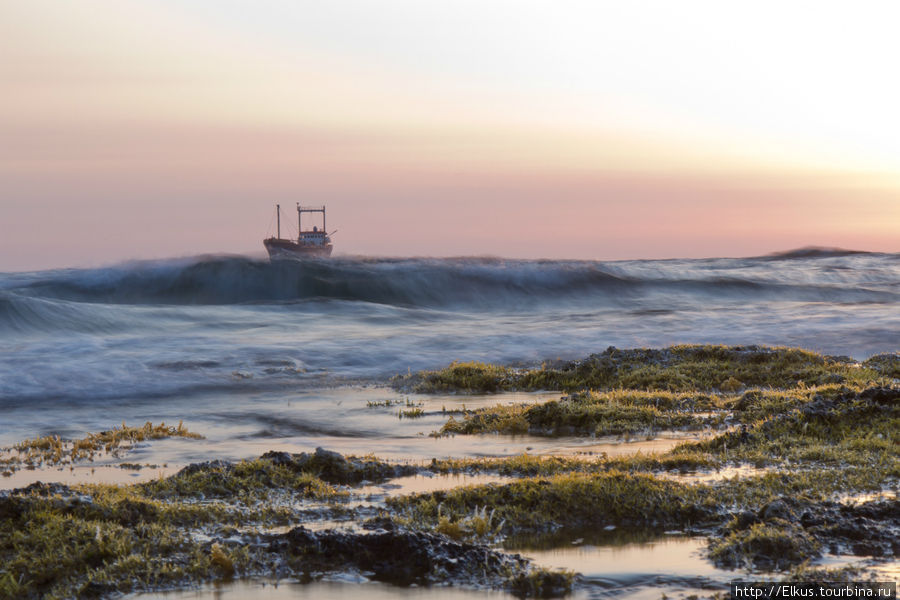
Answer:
top-left (264, 204), bottom-right (334, 259)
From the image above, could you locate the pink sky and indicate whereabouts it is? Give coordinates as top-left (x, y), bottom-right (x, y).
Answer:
top-left (1, 1), bottom-right (898, 271)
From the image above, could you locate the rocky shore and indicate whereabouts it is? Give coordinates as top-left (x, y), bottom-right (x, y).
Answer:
top-left (1, 345), bottom-right (896, 599)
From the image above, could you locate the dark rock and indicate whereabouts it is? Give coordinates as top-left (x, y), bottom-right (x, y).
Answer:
top-left (734, 391), bottom-right (764, 412)
top-left (289, 448), bottom-right (419, 485)
top-left (852, 540), bottom-right (883, 557)
top-left (362, 516), bottom-right (397, 532)
top-left (725, 497), bottom-right (900, 566)
top-left (113, 498), bottom-right (159, 526)
top-left (825, 355), bottom-right (857, 365)
top-left (799, 510), bottom-right (822, 528)
top-left (18, 481), bottom-right (74, 496)
top-left (508, 569), bottom-right (573, 598)
top-left (177, 460), bottom-right (234, 476)
top-left (80, 580), bottom-right (115, 598)
top-left (281, 525), bottom-right (317, 547)
top-left (0, 494), bottom-right (26, 520)
top-left (293, 447), bottom-right (352, 484)
top-left (259, 451), bottom-right (294, 467)
top-left (267, 526), bottom-right (542, 591)
top-left (314, 447), bottom-right (348, 469)
top-left (858, 386), bottom-right (899, 405)
top-left (733, 510), bottom-right (758, 529)
top-left (863, 354), bottom-right (900, 378)
top-left (759, 498), bottom-right (794, 522)
top-left (711, 520), bottom-right (821, 570)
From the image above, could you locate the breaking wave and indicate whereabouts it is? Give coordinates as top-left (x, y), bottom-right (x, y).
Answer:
top-left (1, 252), bottom-right (897, 406)
top-left (3, 254), bottom-right (897, 314)
top-left (759, 247), bottom-right (888, 261)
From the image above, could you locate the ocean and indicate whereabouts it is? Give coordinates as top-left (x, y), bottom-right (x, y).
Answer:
top-left (1, 250), bottom-right (898, 599)
top-left (0, 250), bottom-right (897, 449)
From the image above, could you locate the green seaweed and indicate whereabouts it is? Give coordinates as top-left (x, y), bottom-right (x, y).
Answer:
top-left (0, 422), bottom-right (203, 474)
top-left (390, 465), bottom-right (895, 544)
top-left (3, 347), bottom-right (897, 597)
top-left (398, 360), bottom-right (517, 393)
top-left (428, 448), bottom-right (721, 477)
top-left (140, 459), bottom-right (345, 501)
top-left (709, 521), bottom-right (822, 569)
top-left (507, 568), bottom-right (575, 599)
top-left (396, 345), bottom-right (883, 394)
top-left (439, 390), bottom-right (728, 436)
top-left (862, 352), bottom-right (900, 379)
top-left (0, 483), bottom-right (273, 599)
top-left (399, 407), bottom-right (426, 419)
top-left (390, 470), bottom-right (714, 533)
top-left (698, 386), bottom-right (899, 467)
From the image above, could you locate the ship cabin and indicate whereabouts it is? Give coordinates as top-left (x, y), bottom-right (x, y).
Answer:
top-left (298, 227), bottom-right (329, 246)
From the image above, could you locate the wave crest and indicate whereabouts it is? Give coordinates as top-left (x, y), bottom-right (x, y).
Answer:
top-left (11, 256), bottom-right (630, 306)
top-left (4, 254), bottom-right (896, 311)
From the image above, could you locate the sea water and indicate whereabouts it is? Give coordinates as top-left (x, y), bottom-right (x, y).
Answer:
top-left (1, 250), bottom-right (897, 447)
top-left (1, 250), bottom-right (897, 599)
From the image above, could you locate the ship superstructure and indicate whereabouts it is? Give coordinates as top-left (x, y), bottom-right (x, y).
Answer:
top-left (263, 204), bottom-right (333, 259)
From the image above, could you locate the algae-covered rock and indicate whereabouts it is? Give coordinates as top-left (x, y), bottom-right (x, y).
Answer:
top-left (293, 447), bottom-right (354, 483)
top-left (399, 345), bottom-right (877, 394)
top-left (710, 521), bottom-right (822, 570)
top-left (142, 449), bottom-right (416, 500)
top-left (863, 353), bottom-right (900, 379)
top-left (759, 497), bottom-right (795, 522)
top-left (266, 525), bottom-right (572, 596)
top-left (714, 497), bottom-right (900, 570)
top-left (439, 389), bottom-right (726, 437)
top-left (508, 568), bottom-right (575, 599)
top-left (261, 447), bottom-right (418, 484)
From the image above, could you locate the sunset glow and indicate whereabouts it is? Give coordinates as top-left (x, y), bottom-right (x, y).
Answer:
top-left (2, 0), bottom-right (898, 270)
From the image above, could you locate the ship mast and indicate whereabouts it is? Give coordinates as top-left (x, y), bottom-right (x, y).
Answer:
top-left (297, 204), bottom-right (327, 239)
top-left (276, 204), bottom-right (281, 239)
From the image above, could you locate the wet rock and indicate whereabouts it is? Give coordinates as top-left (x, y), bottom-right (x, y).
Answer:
top-left (0, 493), bottom-right (26, 520)
top-left (732, 510), bottom-right (758, 529)
top-left (259, 450), bottom-right (293, 467)
top-left (265, 525), bottom-right (565, 594)
top-left (862, 353), bottom-right (900, 379)
top-left (177, 460), bottom-right (234, 476)
top-left (296, 447), bottom-right (352, 483)
top-left (740, 386), bottom-right (900, 436)
top-left (759, 498), bottom-right (795, 522)
top-left (716, 497), bottom-right (899, 569)
top-left (0, 483), bottom-right (98, 524)
top-left (709, 521), bottom-right (821, 570)
top-left (818, 499), bottom-right (900, 557)
top-left (16, 481), bottom-right (93, 509)
top-left (263, 447), bottom-right (418, 485)
top-left (18, 481), bottom-right (74, 496)
top-left (113, 497), bottom-right (160, 526)
top-left (140, 459), bottom-right (242, 499)
top-left (825, 355), bottom-right (857, 365)
top-left (799, 509), bottom-right (823, 528)
top-left (79, 580), bottom-right (116, 598)
top-left (280, 525), bottom-right (317, 547)
top-left (851, 540), bottom-right (883, 557)
top-left (362, 515), bottom-right (397, 532)
top-left (858, 386), bottom-right (899, 405)
top-left (734, 390), bottom-right (765, 412)
top-left (508, 569), bottom-right (573, 598)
